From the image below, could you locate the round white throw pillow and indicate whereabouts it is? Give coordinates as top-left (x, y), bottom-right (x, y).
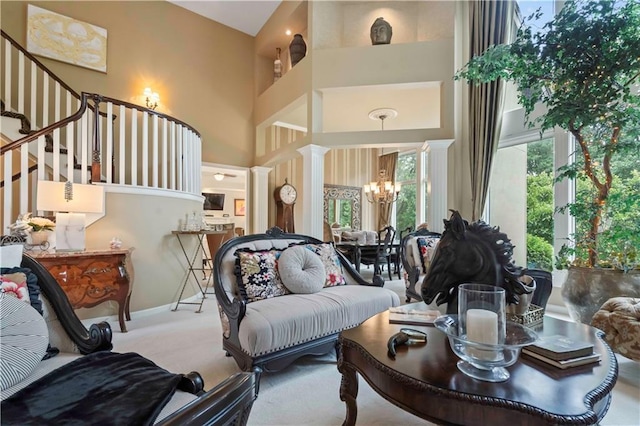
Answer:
top-left (278, 245), bottom-right (326, 294)
top-left (0, 293), bottom-right (49, 391)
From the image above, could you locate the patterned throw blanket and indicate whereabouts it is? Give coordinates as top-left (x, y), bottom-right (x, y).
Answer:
top-left (2, 352), bottom-right (184, 426)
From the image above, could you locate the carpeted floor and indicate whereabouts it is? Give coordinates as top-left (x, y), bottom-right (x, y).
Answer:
top-left (107, 269), bottom-right (639, 426)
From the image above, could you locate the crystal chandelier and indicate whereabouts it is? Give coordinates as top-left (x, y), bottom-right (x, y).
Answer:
top-left (364, 169), bottom-right (401, 204)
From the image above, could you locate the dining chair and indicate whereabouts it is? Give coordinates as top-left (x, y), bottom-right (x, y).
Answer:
top-left (389, 226), bottom-right (412, 279)
top-left (360, 225), bottom-right (396, 280)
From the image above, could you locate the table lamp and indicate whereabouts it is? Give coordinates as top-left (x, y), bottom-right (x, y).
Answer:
top-left (36, 181), bottom-right (105, 251)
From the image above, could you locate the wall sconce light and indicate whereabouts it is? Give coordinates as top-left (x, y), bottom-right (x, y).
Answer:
top-left (143, 87), bottom-right (160, 110)
top-left (214, 173), bottom-right (225, 181)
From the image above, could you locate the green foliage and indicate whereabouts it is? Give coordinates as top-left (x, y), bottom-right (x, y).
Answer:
top-left (527, 138), bottom-right (554, 175)
top-left (457, 0), bottom-right (640, 135)
top-left (457, 0), bottom-right (640, 268)
top-left (527, 234), bottom-right (553, 271)
top-left (396, 183), bottom-right (417, 233)
top-left (527, 171), bottom-right (554, 245)
top-left (339, 201), bottom-right (352, 227)
top-left (395, 152), bottom-right (418, 232)
top-left (396, 153), bottom-right (416, 182)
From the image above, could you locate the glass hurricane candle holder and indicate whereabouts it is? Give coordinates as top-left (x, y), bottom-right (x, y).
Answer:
top-left (434, 283), bottom-right (538, 382)
top-left (458, 283), bottom-right (507, 360)
top-left (435, 315), bottom-right (538, 382)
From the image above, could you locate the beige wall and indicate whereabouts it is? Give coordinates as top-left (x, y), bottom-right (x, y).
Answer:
top-left (324, 148), bottom-right (379, 231)
top-left (488, 145), bottom-right (527, 265)
top-left (1, 0), bottom-right (255, 167)
top-left (82, 189), bottom-right (203, 320)
top-left (313, 0), bottom-right (455, 49)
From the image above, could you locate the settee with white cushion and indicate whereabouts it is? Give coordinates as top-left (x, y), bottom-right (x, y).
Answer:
top-left (399, 228), bottom-right (442, 303)
top-left (340, 229), bottom-right (378, 245)
top-left (212, 227), bottom-right (401, 377)
top-left (0, 246), bottom-right (257, 425)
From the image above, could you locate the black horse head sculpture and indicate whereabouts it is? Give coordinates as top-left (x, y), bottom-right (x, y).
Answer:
top-left (421, 210), bottom-right (528, 313)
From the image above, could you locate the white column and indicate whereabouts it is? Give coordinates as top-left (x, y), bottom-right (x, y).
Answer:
top-left (425, 140), bottom-right (454, 234)
top-left (251, 166), bottom-right (271, 235)
top-left (416, 147), bottom-right (427, 228)
top-left (297, 144), bottom-right (330, 239)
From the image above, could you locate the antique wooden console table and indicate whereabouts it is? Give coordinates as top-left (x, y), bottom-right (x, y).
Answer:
top-left (28, 248), bottom-right (134, 332)
top-left (338, 309), bottom-right (618, 425)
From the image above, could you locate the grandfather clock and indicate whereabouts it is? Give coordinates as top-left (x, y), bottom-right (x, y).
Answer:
top-left (274, 178), bottom-right (297, 233)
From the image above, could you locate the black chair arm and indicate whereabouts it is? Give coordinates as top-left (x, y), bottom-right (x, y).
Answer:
top-left (156, 372), bottom-right (258, 426)
top-left (21, 253), bottom-right (113, 354)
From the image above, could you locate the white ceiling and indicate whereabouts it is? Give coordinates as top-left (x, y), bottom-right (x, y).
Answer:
top-left (202, 164), bottom-right (247, 191)
top-left (168, 1), bottom-right (282, 36)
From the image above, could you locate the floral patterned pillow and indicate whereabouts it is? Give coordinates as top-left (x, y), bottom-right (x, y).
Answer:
top-left (0, 273), bottom-right (30, 303)
top-left (415, 237), bottom-right (440, 274)
top-left (234, 248), bottom-right (290, 303)
top-left (291, 242), bottom-right (346, 287)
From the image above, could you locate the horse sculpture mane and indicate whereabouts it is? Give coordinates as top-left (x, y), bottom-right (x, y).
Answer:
top-left (421, 210), bottom-right (527, 312)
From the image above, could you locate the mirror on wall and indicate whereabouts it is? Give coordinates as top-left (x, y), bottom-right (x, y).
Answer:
top-left (323, 185), bottom-right (361, 230)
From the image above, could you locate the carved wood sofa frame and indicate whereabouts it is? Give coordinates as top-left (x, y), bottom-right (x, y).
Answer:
top-left (212, 227), bottom-right (389, 378)
top-left (9, 252), bottom-right (257, 426)
top-left (399, 228), bottom-right (442, 303)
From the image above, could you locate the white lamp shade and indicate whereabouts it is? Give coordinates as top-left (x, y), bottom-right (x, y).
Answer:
top-left (37, 181), bottom-right (105, 214)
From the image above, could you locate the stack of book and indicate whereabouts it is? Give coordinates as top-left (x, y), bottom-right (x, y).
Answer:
top-left (388, 305), bottom-right (441, 326)
top-left (522, 335), bottom-right (600, 369)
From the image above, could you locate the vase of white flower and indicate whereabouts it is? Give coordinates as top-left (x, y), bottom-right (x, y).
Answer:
top-left (26, 215), bottom-right (55, 232)
top-left (29, 230), bottom-right (50, 245)
top-left (11, 213), bottom-right (55, 246)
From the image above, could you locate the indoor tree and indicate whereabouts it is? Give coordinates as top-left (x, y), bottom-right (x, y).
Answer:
top-left (456, 0), bottom-right (640, 269)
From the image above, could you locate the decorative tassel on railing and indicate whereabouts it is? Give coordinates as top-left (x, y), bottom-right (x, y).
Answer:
top-left (64, 181), bottom-right (73, 202)
top-left (1, 29), bottom-right (203, 233)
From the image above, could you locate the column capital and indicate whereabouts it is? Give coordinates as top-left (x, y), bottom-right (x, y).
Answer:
top-left (424, 139), bottom-right (454, 152)
top-left (250, 166), bottom-right (271, 176)
top-left (297, 144), bottom-right (330, 157)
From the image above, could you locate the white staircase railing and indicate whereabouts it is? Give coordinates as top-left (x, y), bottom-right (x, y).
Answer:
top-left (1, 30), bottom-right (202, 234)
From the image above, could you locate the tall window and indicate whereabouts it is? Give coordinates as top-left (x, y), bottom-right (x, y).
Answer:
top-left (487, 138), bottom-right (554, 270)
top-left (526, 139), bottom-right (554, 270)
top-left (488, 1), bottom-right (640, 274)
top-left (395, 152), bottom-right (417, 233)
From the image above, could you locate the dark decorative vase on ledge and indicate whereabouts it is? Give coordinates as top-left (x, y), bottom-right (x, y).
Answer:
top-left (289, 34), bottom-right (306, 67)
top-left (370, 17), bottom-right (392, 45)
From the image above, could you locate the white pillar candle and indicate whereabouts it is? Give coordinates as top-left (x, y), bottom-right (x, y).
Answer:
top-left (466, 309), bottom-right (498, 345)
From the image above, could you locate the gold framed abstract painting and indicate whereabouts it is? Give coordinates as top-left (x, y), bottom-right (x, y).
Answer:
top-left (27, 5), bottom-right (108, 73)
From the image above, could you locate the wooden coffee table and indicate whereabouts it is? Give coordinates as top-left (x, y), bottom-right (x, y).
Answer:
top-left (338, 308), bottom-right (618, 425)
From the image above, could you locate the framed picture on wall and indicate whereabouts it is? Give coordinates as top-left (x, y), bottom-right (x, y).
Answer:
top-left (27, 5), bottom-right (108, 73)
top-left (234, 199), bottom-right (245, 216)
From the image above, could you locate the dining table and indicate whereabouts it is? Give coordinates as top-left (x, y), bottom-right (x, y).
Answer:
top-left (335, 240), bottom-right (400, 277)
